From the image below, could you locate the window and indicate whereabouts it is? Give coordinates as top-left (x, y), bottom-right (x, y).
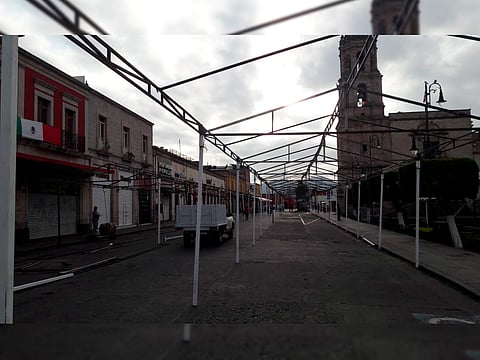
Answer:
top-left (98, 115), bottom-right (107, 149)
top-left (37, 96), bottom-right (52, 124)
top-left (34, 79), bottom-right (55, 126)
top-left (142, 135), bottom-right (148, 161)
top-left (123, 126), bottom-right (130, 153)
top-left (64, 107), bottom-right (77, 150)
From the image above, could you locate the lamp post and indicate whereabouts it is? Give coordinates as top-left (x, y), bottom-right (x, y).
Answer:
top-left (423, 80), bottom-right (446, 158)
top-left (368, 135), bottom-right (381, 174)
top-left (410, 134), bottom-right (419, 158)
top-left (409, 133), bottom-right (421, 268)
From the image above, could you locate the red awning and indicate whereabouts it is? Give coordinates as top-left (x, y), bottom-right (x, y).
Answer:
top-left (17, 152), bottom-right (113, 174)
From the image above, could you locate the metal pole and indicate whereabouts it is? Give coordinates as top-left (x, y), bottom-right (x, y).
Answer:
top-left (235, 161), bottom-right (240, 264)
top-left (345, 185), bottom-right (349, 232)
top-left (260, 180), bottom-right (263, 236)
top-left (328, 190), bottom-right (331, 221)
top-left (192, 132), bottom-right (205, 306)
top-left (157, 177), bottom-right (161, 245)
top-left (415, 160), bottom-right (421, 268)
top-left (424, 81), bottom-right (430, 148)
top-left (378, 173), bottom-right (384, 249)
top-left (252, 174), bottom-right (256, 246)
top-left (357, 180), bottom-right (361, 238)
top-left (0, 36), bottom-right (18, 324)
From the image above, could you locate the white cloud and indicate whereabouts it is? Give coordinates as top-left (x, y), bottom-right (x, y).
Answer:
top-left (4, 0), bottom-right (480, 180)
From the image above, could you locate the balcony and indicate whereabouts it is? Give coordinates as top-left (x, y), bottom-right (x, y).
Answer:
top-left (62, 130), bottom-right (85, 152)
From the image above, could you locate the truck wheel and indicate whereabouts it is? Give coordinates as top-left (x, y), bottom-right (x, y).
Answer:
top-left (216, 230), bottom-right (223, 245)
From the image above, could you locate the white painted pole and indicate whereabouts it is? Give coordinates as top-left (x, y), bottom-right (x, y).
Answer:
top-left (0, 36), bottom-right (18, 324)
top-left (345, 185), bottom-right (349, 232)
top-left (235, 161), bottom-right (240, 264)
top-left (378, 173), bottom-right (384, 249)
top-left (357, 180), bottom-right (361, 238)
top-left (157, 177), bottom-right (162, 245)
top-left (252, 174), bottom-right (256, 246)
top-left (192, 132), bottom-right (205, 306)
top-left (14, 273), bottom-right (74, 292)
top-left (260, 180), bottom-right (263, 236)
top-left (415, 160), bottom-right (421, 268)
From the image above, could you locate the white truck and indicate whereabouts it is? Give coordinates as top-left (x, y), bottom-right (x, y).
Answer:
top-left (175, 204), bottom-right (235, 247)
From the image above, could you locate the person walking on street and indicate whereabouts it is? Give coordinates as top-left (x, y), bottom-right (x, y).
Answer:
top-left (92, 206), bottom-right (100, 235)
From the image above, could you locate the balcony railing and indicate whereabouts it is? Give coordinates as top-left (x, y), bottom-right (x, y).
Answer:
top-left (62, 130), bottom-right (85, 152)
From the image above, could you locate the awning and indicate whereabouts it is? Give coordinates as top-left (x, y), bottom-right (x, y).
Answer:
top-left (17, 152), bottom-right (112, 174)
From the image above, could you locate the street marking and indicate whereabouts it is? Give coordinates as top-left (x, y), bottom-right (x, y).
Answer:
top-left (298, 215), bottom-right (319, 226)
top-left (412, 313), bottom-right (478, 324)
top-left (427, 317), bottom-right (476, 325)
top-left (361, 236), bottom-right (376, 247)
top-left (299, 215), bottom-right (306, 225)
top-left (183, 323), bottom-right (192, 343)
top-left (465, 350), bottom-right (480, 359)
top-left (164, 235), bottom-right (182, 241)
top-left (14, 273), bottom-right (74, 292)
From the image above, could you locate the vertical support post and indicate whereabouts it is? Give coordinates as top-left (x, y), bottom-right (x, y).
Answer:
top-left (252, 174), bottom-right (256, 246)
top-left (357, 180), bottom-right (361, 238)
top-left (378, 173), bottom-right (384, 249)
top-left (415, 160), bottom-right (421, 268)
top-left (328, 190), bottom-right (331, 221)
top-left (345, 185), bottom-right (349, 232)
top-left (0, 36), bottom-right (18, 324)
top-left (157, 177), bottom-right (161, 245)
top-left (235, 161), bottom-right (240, 264)
top-left (192, 132), bottom-right (205, 306)
top-left (260, 180), bottom-right (263, 236)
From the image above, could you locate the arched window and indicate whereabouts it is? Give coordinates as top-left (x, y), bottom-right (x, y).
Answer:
top-left (356, 83), bottom-right (368, 107)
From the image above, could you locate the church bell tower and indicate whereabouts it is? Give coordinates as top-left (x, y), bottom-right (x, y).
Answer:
top-left (336, 35), bottom-right (391, 184)
top-left (371, 0), bottom-right (420, 34)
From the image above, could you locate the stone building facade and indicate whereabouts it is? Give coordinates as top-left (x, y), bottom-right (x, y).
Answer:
top-left (1, 43), bottom-right (155, 241)
top-left (371, 0), bottom-right (420, 34)
top-left (336, 35), bottom-right (476, 215)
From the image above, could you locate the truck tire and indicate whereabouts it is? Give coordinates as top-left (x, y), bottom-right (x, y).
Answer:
top-left (213, 229), bottom-right (223, 245)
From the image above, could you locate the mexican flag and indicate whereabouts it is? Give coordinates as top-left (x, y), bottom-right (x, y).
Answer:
top-left (17, 117), bottom-right (62, 146)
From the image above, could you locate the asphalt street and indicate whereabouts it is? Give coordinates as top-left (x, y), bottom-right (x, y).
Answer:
top-left (2, 212), bottom-right (480, 359)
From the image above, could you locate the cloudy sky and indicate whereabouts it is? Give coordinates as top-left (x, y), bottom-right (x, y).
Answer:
top-left (2, 0), bottom-right (480, 182)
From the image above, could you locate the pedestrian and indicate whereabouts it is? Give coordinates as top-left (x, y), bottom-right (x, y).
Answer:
top-left (92, 206), bottom-right (100, 235)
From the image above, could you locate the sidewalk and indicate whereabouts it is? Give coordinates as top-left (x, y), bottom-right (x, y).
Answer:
top-left (313, 211), bottom-right (480, 299)
top-left (14, 221), bottom-right (171, 255)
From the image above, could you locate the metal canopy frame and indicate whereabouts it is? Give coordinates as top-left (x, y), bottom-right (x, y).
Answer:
top-left (15, 0), bottom-right (480, 197)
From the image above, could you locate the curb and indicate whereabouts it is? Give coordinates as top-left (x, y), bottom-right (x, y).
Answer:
top-left (312, 212), bottom-right (480, 301)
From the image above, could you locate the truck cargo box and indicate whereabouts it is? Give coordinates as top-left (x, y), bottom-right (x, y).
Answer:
top-left (175, 204), bottom-right (228, 230)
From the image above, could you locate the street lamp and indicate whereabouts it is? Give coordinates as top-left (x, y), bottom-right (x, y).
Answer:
top-left (363, 135), bottom-right (382, 173)
top-left (410, 134), bottom-right (419, 158)
top-left (424, 80), bottom-right (447, 158)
